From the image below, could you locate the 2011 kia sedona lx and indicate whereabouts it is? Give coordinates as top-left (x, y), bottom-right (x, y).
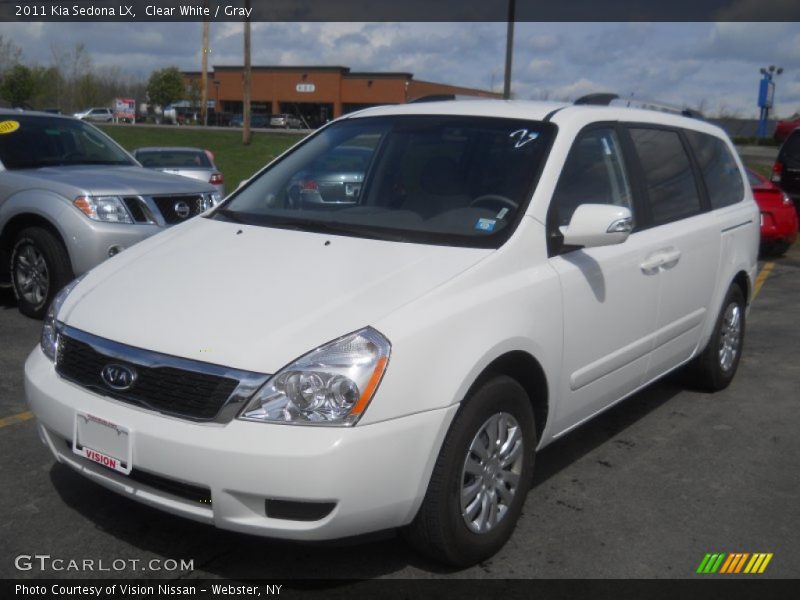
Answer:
top-left (25, 100), bottom-right (758, 567)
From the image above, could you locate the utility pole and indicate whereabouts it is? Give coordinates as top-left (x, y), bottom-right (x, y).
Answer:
top-left (242, 0), bottom-right (251, 145)
top-left (503, 0), bottom-right (515, 100)
top-left (200, 14), bottom-right (209, 126)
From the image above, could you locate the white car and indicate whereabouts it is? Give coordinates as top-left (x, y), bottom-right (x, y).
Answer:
top-left (73, 107), bottom-right (114, 123)
top-left (25, 99), bottom-right (758, 567)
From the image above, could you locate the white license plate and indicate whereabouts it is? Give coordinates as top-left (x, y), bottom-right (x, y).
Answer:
top-left (345, 183), bottom-right (361, 197)
top-left (73, 412), bottom-right (132, 475)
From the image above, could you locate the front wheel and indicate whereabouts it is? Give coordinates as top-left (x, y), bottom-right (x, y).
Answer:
top-left (685, 284), bottom-right (746, 391)
top-left (402, 375), bottom-right (535, 567)
top-left (10, 227), bottom-right (73, 319)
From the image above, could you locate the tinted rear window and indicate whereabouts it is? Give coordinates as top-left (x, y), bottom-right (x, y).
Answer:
top-left (136, 150), bottom-right (212, 168)
top-left (685, 131), bottom-right (744, 209)
top-left (780, 131), bottom-right (800, 167)
top-left (630, 128), bottom-right (702, 226)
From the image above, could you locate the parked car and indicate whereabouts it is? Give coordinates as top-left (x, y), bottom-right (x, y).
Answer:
top-left (270, 113), bottom-right (304, 129)
top-left (773, 114), bottom-right (800, 143)
top-left (229, 114), bottom-right (269, 128)
top-left (73, 107), bottom-right (113, 123)
top-left (771, 128), bottom-right (800, 215)
top-left (25, 101), bottom-right (758, 567)
top-left (0, 110), bottom-right (221, 317)
top-left (747, 168), bottom-right (798, 255)
top-left (287, 145), bottom-right (371, 207)
top-left (133, 147), bottom-right (225, 196)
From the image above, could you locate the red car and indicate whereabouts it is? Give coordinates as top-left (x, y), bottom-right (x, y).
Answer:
top-left (773, 115), bottom-right (800, 142)
top-left (747, 168), bottom-right (798, 256)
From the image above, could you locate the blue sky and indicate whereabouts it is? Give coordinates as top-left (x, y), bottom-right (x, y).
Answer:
top-left (2, 21), bottom-right (799, 118)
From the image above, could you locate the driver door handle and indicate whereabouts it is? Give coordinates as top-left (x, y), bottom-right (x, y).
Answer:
top-left (640, 247), bottom-right (682, 275)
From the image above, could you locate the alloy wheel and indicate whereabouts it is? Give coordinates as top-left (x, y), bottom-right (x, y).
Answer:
top-left (460, 412), bottom-right (524, 534)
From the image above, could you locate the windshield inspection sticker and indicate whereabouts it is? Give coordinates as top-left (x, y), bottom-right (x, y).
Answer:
top-left (475, 218), bottom-right (497, 232)
top-left (509, 128), bottom-right (539, 148)
top-left (0, 120), bottom-right (20, 135)
top-left (496, 207), bottom-right (510, 219)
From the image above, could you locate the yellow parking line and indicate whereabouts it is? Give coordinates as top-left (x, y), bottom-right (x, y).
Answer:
top-left (0, 411), bottom-right (34, 429)
top-left (752, 262), bottom-right (775, 301)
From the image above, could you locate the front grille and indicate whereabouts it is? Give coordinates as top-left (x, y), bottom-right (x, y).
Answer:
top-left (152, 194), bottom-right (205, 224)
top-left (56, 334), bottom-right (239, 421)
top-left (63, 439), bottom-right (212, 505)
top-left (122, 197), bottom-right (150, 223)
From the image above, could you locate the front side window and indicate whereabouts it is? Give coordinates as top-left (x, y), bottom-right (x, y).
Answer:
top-left (214, 116), bottom-right (554, 247)
top-left (685, 131), bottom-right (744, 209)
top-left (0, 115), bottom-right (134, 169)
top-left (630, 128), bottom-right (702, 225)
top-left (550, 127), bottom-right (633, 228)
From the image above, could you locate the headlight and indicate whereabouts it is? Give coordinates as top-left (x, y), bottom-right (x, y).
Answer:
top-left (73, 196), bottom-right (134, 223)
top-left (239, 328), bottom-right (390, 426)
top-left (41, 275), bottom-right (85, 361)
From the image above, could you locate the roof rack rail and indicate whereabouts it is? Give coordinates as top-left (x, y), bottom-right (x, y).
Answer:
top-left (573, 93), bottom-right (703, 118)
top-left (574, 93), bottom-right (619, 106)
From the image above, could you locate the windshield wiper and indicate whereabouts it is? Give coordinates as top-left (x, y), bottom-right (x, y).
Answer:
top-left (212, 210), bottom-right (409, 242)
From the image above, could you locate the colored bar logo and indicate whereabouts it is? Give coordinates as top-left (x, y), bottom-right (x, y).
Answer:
top-left (697, 552), bottom-right (773, 574)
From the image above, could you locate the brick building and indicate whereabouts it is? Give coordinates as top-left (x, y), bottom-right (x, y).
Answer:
top-left (184, 66), bottom-right (500, 127)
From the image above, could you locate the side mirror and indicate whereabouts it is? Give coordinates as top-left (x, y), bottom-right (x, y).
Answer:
top-left (560, 204), bottom-right (633, 248)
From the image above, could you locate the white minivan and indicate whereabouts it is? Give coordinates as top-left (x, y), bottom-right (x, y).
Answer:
top-left (25, 100), bottom-right (758, 566)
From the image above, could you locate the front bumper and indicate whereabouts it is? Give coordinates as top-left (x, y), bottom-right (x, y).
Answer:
top-left (61, 207), bottom-right (163, 275)
top-left (25, 346), bottom-right (456, 540)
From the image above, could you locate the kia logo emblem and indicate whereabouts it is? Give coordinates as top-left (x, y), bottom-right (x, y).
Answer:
top-left (174, 200), bottom-right (191, 219)
top-left (101, 364), bottom-right (137, 391)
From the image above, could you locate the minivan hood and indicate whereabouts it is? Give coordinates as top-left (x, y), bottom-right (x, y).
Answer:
top-left (29, 165), bottom-right (214, 196)
top-left (63, 217), bottom-right (491, 374)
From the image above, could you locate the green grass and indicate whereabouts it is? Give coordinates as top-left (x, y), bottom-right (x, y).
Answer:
top-left (99, 124), bottom-right (773, 194)
top-left (99, 125), bottom-right (306, 191)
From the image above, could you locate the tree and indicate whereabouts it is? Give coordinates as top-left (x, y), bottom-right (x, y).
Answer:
top-left (0, 64), bottom-right (36, 107)
top-left (147, 66), bottom-right (185, 109)
top-left (0, 34), bottom-right (22, 77)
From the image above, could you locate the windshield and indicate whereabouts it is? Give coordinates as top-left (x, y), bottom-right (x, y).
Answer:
top-left (214, 115), bottom-right (554, 247)
top-left (0, 115), bottom-right (135, 169)
top-left (136, 150), bottom-right (212, 169)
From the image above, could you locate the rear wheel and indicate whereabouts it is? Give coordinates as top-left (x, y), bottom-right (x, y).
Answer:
top-left (402, 375), bottom-right (535, 567)
top-left (10, 227), bottom-right (73, 319)
top-left (686, 284), bottom-right (746, 391)
top-left (762, 240), bottom-right (791, 257)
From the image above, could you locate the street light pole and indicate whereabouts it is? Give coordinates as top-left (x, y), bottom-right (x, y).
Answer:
top-left (757, 65), bottom-right (783, 139)
top-left (503, 0), bottom-right (515, 100)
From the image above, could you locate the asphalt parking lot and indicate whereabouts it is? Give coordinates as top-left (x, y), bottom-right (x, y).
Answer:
top-left (1, 246), bottom-right (798, 580)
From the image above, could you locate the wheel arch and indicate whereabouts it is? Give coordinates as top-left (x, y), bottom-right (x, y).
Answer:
top-left (732, 269), bottom-right (751, 305)
top-left (466, 350), bottom-right (549, 444)
top-left (1, 213), bottom-right (70, 263)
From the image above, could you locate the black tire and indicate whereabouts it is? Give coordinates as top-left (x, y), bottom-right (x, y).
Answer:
top-left (761, 240), bottom-right (791, 257)
top-left (685, 284), bottom-right (746, 392)
top-left (402, 375), bottom-right (536, 567)
top-left (10, 227), bottom-right (73, 319)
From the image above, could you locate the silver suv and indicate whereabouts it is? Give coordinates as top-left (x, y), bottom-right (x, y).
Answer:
top-left (0, 110), bottom-right (220, 317)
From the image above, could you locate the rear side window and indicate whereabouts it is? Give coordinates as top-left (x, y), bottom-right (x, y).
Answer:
top-left (630, 128), bottom-right (701, 226)
top-left (685, 131), bottom-right (744, 209)
top-left (779, 131), bottom-right (800, 167)
top-left (550, 128), bottom-right (633, 227)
